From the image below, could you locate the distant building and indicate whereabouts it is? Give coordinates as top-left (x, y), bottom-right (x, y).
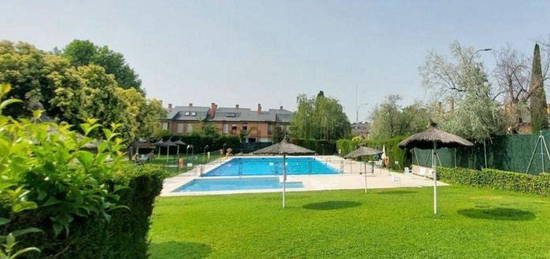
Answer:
top-left (351, 121), bottom-right (370, 137)
top-left (160, 103), bottom-right (292, 143)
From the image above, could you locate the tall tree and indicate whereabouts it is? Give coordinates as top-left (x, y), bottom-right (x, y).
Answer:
top-left (529, 43), bottom-right (548, 132)
top-left (290, 91), bottom-right (351, 141)
top-left (420, 41), bottom-right (503, 142)
top-left (62, 40), bottom-right (143, 92)
top-left (369, 95), bottom-right (432, 140)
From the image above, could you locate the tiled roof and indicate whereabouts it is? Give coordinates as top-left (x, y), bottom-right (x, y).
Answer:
top-left (165, 106), bottom-right (293, 123)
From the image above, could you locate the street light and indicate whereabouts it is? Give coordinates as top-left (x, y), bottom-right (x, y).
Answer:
top-left (469, 48), bottom-right (492, 63)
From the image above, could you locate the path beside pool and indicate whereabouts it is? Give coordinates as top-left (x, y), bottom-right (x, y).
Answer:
top-left (160, 155), bottom-right (448, 197)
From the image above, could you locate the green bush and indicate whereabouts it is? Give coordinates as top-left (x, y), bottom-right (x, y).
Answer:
top-left (159, 134), bottom-right (241, 153)
top-left (291, 138), bottom-right (337, 155)
top-left (363, 136), bottom-right (408, 171)
top-left (0, 84), bottom-right (165, 257)
top-left (336, 139), bottom-right (359, 156)
top-left (437, 167), bottom-right (550, 196)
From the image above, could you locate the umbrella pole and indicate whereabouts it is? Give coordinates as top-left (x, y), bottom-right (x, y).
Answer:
top-left (282, 154), bottom-right (286, 208)
top-left (364, 161), bottom-right (367, 193)
top-left (433, 142), bottom-right (438, 215)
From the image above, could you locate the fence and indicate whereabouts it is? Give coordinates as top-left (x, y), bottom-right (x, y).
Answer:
top-left (162, 156), bottom-right (387, 177)
top-left (412, 130), bottom-right (550, 175)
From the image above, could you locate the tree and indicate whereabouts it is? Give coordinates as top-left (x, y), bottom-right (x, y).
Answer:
top-left (369, 95), bottom-right (432, 140)
top-left (529, 44), bottom-right (548, 132)
top-left (0, 40), bottom-right (163, 140)
top-left (420, 41), bottom-right (503, 142)
top-left (51, 64), bottom-right (128, 133)
top-left (290, 91), bottom-right (351, 141)
top-left (0, 41), bottom-right (59, 117)
top-left (62, 40), bottom-right (142, 92)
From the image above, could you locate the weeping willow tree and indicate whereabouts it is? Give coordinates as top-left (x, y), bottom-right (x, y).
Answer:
top-left (290, 91), bottom-right (351, 141)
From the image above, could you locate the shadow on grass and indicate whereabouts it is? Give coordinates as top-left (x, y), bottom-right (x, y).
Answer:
top-left (377, 190), bottom-right (417, 195)
top-left (458, 208), bottom-right (535, 221)
top-left (303, 201), bottom-right (361, 210)
top-left (149, 241), bottom-right (212, 259)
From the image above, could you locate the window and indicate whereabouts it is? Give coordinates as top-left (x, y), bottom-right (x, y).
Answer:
top-left (191, 112), bottom-right (197, 116)
top-left (177, 123), bottom-right (184, 133)
top-left (184, 111), bottom-right (190, 116)
top-left (268, 124), bottom-right (273, 134)
top-left (161, 122), bottom-right (168, 130)
top-left (223, 124), bottom-right (229, 134)
top-left (242, 125), bottom-right (248, 131)
top-left (187, 124), bottom-right (193, 133)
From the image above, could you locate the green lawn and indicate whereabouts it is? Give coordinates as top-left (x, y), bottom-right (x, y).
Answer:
top-left (149, 186), bottom-right (550, 258)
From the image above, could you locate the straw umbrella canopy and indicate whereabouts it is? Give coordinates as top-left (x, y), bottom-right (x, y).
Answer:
top-left (345, 146), bottom-right (383, 158)
top-left (154, 140), bottom-right (164, 157)
top-left (345, 146), bottom-right (383, 193)
top-left (398, 123), bottom-right (473, 214)
top-left (253, 138), bottom-right (315, 208)
top-left (161, 140), bottom-right (177, 161)
top-left (173, 140), bottom-right (186, 157)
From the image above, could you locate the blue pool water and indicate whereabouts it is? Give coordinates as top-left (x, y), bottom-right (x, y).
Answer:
top-left (173, 177), bottom-right (304, 192)
top-left (203, 157), bottom-right (340, 177)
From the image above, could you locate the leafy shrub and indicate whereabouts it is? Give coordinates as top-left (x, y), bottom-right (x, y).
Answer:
top-left (363, 136), bottom-right (408, 171)
top-left (336, 139), bottom-right (359, 156)
top-left (0, 84), bottom-right (165, 257)
top-left (437, 167), bottom-right (550, 196)
top-left (159, 134), bottom-right (241, 153)
top-left (291, 138), bottom-right (336, 155)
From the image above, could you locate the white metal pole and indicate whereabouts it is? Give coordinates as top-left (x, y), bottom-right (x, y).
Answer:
top-left (364, 161), bottom-right (367, 193)
top-left (539, 133), bottom-right (544, 173)
top-left (282, 154), bottom-right (286, 208)
top-left (433, 142), bottom-right (438, 215)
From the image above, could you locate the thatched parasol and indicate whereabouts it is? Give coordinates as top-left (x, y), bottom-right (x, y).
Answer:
top-left (154, 140), bottom-right (164, 157)
top-left (345, 146), bottom-right (382, 158)
top-left (345, 146), bottom-right (383, 193)
top-left (161, 140), bottom-right (176, 161)
top-left (253, 138), bottom-right (315, 208)
top-left (174, 140), bottom-right (186, 157)
top-left (398, 122), bottom-right (473, 214)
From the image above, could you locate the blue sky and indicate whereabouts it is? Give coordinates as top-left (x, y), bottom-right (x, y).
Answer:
top-left (2, 0), bottom-right (550, 121)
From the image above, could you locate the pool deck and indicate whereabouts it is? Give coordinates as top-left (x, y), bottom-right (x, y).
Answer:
top-left (160, 155), bottom-right (448, 197)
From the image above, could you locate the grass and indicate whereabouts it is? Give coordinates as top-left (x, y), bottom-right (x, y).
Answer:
top-left (149, 186), bottom-right (550, 258)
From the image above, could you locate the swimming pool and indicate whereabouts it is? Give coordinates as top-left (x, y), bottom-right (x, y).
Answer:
top-left (173, 177), bottom-right (304, 192)
top-left (203, 157), bottom-right (340, 177)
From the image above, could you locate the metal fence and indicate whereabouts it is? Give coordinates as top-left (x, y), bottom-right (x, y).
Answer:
top-left (173, 156), bottom-right (387, 177)
top-left (412, 130), bottom-right (550, 174)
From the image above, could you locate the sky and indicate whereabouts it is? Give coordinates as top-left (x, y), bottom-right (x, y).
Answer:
top-left (2, 0), bottom-right (550, 121)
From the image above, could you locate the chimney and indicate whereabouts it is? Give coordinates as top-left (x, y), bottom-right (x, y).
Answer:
top-left (168, 103), bottom-right (173, 111)
top-left (257, 103), bottom-right (262, 113)
top-left (188, 103), bottom-right (193, 107)
top-left (235, 104), bottom-right (239, 109)
top-left (280, 106), bottom-right (284, 110)
top-left (208, 102), bottom-right (218, 118)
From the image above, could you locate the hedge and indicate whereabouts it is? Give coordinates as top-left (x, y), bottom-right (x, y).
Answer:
top-left (437, 167), bottom-right (550, 196)
top-left (363, 136), bottom-right (408, 171)
top-left (291, 138), bottom-right (337, 155)
top-left (336, 139), bottom-right (359, 156)
top-left (159, 134), bottom-right (241, 153)
top-left (10, 164), bottom-right (166, 258)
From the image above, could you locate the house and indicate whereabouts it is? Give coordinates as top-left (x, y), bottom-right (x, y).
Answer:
top-left (351, 121), bottom-right (370, 138)
top-left (160, 103), bottom-right (292, 142)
